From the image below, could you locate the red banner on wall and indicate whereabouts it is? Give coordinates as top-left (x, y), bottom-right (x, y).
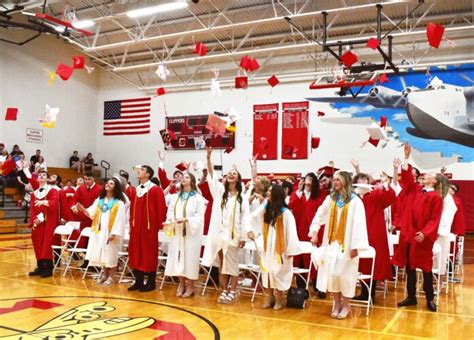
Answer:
top-left (253, 103), bottom-right (279, 160)
top-left (281, 101), bottom-right (309, 159)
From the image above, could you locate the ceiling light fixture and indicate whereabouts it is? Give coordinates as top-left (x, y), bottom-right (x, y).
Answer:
top-left (126, 1), bottom-right (189, 18)
top-left (73, 20), bottom-right (95, 29)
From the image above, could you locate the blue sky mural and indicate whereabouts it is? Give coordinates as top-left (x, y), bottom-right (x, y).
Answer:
top-left (332, 64), bottom-right (474, 162)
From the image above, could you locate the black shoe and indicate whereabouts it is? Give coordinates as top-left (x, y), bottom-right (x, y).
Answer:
top-left (317, 290), bottom-right (327, 299)
top-left (128, 270), bottom-right (144, 291)
top-left (139, 272), bottom-right (156, 292)
top-left (397, 297), bottom-right (417, 307)
top-left (40, 260), bottom-right (53, 278)
top-left (29, 260), bottom-right (43, 276)
top-left (353, 293), bottom-right (369, 301)
top-left (426, 300), bottom-right (437, 312)
top-left (80, 260), bottom-right (89, 269)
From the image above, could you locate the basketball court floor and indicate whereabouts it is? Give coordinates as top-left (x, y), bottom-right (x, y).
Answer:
top-left (0, 234), bottom-right (472, 339)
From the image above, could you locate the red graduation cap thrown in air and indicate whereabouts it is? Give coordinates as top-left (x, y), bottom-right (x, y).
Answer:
top-left (5, 108), bottom-right (18, 121)
top-left (366, 37), bottom-right (380, 50)
top-left (156, 87), bottom-right (167, 96)
top-left (72, 56), bottom-right (85, 69)
top-left (235, 76), bottom-right (248, 89)
top-left (267, 75), bottom-right (279, 87)
top-left (55, 63), bottom-right (74, 81)
top-left (192, 42), bottom-right (207, 57)
top-left (340, 50), bottom-right (359, 68)
top-left (426, 22), bottom-right (445, 49)
top-left (311, 136), bottom-right (320, 149)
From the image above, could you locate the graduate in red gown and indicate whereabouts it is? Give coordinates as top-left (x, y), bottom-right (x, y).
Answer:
top-left (157, 151), bottom-right (183, 195)
top-left (392, 145), bottom-right (442, 312)
top-left (352, 171), bottom-right (396, 302)
top-left (128, 165), bottom-right (167, 292)
top-left (72, 172), bottom-right (102, 260)
top-left (449, 184), bottom-right (466, 236)
top-left (28, 170), bottom-right (59, 278)
top-left (288, 172), bottom-right (326, 295)
top-left (59, 180), bottom-right (78, 223)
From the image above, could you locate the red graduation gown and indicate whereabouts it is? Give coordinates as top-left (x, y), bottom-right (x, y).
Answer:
top-left (288, 190), bottom-right (326, 279)
top-left (129, 184), bottom-right (166, 272)
top-left (125, 185), bottom-right (136, 204)
top-left (157, 167), bottom-right (178, 194)
top-left (392, 164), bottom-right (442, 272)
top-left (198, 181), bottom-right (213, 235)
top-left (451, 195), bottom-right (466, 236)
top-left (30, 187), bottom-right (59, 260)
top-left (359, 187), bottom-right (396, 281)
top-left (59, 186), bottom-right (78, 222)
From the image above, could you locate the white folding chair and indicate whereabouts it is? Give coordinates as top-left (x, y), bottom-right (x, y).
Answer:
top-left (62, 227), bottom-right (91, 277)
top-left (51, 224), bottom-right (76, 272)
top-left (158, 231), bottom-right (175, 289)
top-left (446, 233), bottom-right (457, 286)
top-left (237, 241), bottom-right (263, 302)
top-left (198, 236), bottom-right (219, 295)
top-left (118, 235), bottom-right (134, 283)
top-left (292, 241), bottom-right (313, 299)
top-left (452, 236), bottom-right (464, 283)
top-left (352, 246), bottom-right (376, 316)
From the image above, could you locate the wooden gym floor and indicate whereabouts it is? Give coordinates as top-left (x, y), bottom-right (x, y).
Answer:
top-left (0, 234), bottom-right (472, 339)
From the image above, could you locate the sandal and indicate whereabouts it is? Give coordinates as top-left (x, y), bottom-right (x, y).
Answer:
top-left (217, 290), bottom-right (229, 304)
top-left (102, 277), bottom-right (114, 286)
top-left (223, 291), bottom-right (238, 304)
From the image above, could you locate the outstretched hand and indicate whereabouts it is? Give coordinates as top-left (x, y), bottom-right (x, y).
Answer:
top-left (404, 143), bottom-right (411, 160)
top-left (393, 157), bottom-right (401, 169)
top-left (350, 158), bottom-right (359, 169)
top-left (206, 146), bottom-right (212, 158)
top-left (158, 150), bottom-right (165, 161)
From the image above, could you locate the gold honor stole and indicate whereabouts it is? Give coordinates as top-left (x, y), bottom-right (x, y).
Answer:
top-left (327, 200), bottom-right (349, 252)
top-left (91, 203), bottom-right (119, 234)
top-left (263, 214), bottom-right (286, 263)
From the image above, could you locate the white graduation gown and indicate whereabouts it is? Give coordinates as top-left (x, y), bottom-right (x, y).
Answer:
top-left (250, 205), bottom-right (301, 290)
top-left (435, 194), bottom-right (457, 275)
top-left (85, 199), bottom-right (126, 268)
top-left (202, 174), bottom-right (250, 276)
top-left (164, 192), bottom-right (206, 280)
top-left (310, 195), bottom-right (369, 298)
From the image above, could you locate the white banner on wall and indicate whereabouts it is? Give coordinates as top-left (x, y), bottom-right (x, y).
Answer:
top-left (26, 128), bottom-right (43, 144)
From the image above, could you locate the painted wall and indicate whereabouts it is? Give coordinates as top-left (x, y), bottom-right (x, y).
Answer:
top-left (97, 71), bottom-right (473, 181)
top-left (0, 31), bottom-right (99, 168)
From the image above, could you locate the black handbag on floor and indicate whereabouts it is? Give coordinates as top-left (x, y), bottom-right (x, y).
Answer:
top-left (286, 287), bottom-right (307, 308)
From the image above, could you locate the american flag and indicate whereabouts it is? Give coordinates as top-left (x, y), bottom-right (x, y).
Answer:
top-left (103, 97), bottom-right (151, 136)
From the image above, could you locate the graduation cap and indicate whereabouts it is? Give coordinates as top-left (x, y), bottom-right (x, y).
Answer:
top-left (5, 107), bottom-right (18, 121)
top-left (39, 104), bottom-right (59, 128)
top-left (72, 56), bottom-right (85, 69)
top-left (192, 42), bottom-right (207, 56)
top-left (55, 63), bottom-right (74, 81)
top-left (267, 75), bottom-right (279, 87)
top-left (311, 136), bottom-right (320, 149)
top-left (317, 165), bottom-right (339, 177)
top-left (155, 63), bottom-right (170, 81)
top-left (366, 37), bottom-right (380, 50)
top-left (206, 113), bottom-right (227, 136)
top-left (426, 22), bottom-right (445, 48)
top-left (380, 115), bottom-right (387, 128)
top-left (366, 122), bottom-right (386, 147)
top-left (248, 58), bottom-right (260, 72)
top-left (235, 76), bottom-right (248, 89)
top-left (317, 111), bottom-right (325, 117)
top-left (159, 128), bottom-right (175, 145)
top-left (368, 137), bottom-right (380, 147)
top-left (378, 73), bottom-right (389, 84)
top-left (239, 55), bottom-right (251, 70)
top-left (156, 87), bottom-right (167, 96)
top-left (340, 50), bottom-right (358, 68)
top-left (175, 162), bottom-right (188, 172)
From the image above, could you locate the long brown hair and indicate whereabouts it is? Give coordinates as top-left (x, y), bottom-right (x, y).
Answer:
top-left (264, 185), bottom-right (288, 224)
top-left (435, 174), bottom-right (449, 199)
top-left (330, 171), bottom-right (353, 202)
top-left (221, 170), bottom-right (243, 210)
top-left (179, 172), bottom-right (198, 194)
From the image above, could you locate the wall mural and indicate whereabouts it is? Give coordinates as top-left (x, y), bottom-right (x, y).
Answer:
top-left (307, 64), bottom-right (474, 162)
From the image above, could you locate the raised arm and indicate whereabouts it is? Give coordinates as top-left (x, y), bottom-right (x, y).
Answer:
top-left (206, 146), bottom-right (214, 179)
top-left (350, 158), bottom-right (361, 175)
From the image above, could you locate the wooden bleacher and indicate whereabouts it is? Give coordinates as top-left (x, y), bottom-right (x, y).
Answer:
top-left (48, 167), bottom-right (102, 184)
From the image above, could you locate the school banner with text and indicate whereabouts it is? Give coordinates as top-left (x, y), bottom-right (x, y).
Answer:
top-left (253, 103), bottom-right (278, 160)
top-left (281, 101), bottom-right (309, 159)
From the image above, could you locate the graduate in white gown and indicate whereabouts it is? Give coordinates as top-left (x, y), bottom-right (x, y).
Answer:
top-left (248, 184), bottom-right (301, 310)
top-left (163, 172), bottom-right (206, 298)
top-left (202, 147), bottom-right (250, 304)
top-left (78, 178), bottom-right (126, 286)
top-left (435, 175), bottom-right (457, 276)
top-left (309, 171), bottom-right (369, 319)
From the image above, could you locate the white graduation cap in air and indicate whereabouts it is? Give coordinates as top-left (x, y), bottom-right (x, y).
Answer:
top-left (155, 63), bottom-right (170, 81)
top-left (39, 104), bottom-right (60, 128)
